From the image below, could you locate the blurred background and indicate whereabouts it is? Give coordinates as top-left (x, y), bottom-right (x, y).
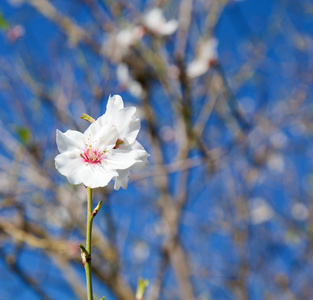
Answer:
top-left (1, 0), bottom-right (313, 299)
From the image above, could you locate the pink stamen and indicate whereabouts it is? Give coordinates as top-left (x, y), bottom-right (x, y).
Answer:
top-left (80, 148), bottom-right (103, 164)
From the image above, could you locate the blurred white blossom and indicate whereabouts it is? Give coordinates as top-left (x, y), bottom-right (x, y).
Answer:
top-left (160, 125), bottom-right (175, 142)
top-left (102, 26), bottom-right (144, 62)
top-left (187, 38), bottom-right (218, 78)
top-left (267, 153), bottom-right (285, 173)
top-left (291, 203), bottom-right (309, 221)
top-left (249, 198), bottom-right (274, 225)
top-left (143, 8), bottom-right (178, 36)
top-left (133, 242), bottom-right (150, 262)
top-left (270, 131), bottom-right (288, 149)
top-left (117, 63), bottom-right (144, 98)
top-left (7, 25), bottom-right (24, 42)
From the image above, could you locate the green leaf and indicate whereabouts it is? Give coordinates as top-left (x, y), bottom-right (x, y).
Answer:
top-left (0, 12), bottom-right (9, 30)
top-left (16, 127), bottom-right (32, 146)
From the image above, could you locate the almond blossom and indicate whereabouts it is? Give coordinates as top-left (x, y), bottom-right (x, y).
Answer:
top-left (116, 63), bottom-right (144, 98)
top-left (186, 38), bottom-right (218, 79)
top-left (55, 95), bottom-right (148, 189)
top-left (143, 8), bottom-right (178, 36)
top-left (249, 198), bottom-right (274, 225)
top-left (7, 25), bottom-right (25, 42)
top-left (102, 26), bottom-right (145, 62)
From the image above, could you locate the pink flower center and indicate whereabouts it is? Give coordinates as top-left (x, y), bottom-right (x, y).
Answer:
top-left (80, 147), bottom-right (104, 164)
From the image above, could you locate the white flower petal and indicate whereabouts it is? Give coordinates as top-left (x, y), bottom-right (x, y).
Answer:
top-left (187, 38), bottom-right (218, 79)
top-left (106, 94), bottom-right (124, 115)
top-left (144, 8), bottom-right (164, 29)
top-left (186, 60), bottom-right (208, 78)
top-left (200, 38), bottom-right (218, 61)
top-left (125, 141), bottom-right (149, 171)
top-left (114, 169), bottom-right (130, 190)
top-left (116, 29), bottom-right (136, 48)
top-left (84, 116), bottom-right (119, 150)
top-left (128, 80), bottom-right (144, 98)
top-left (56, 129), bottom-right (84, 153)
top-left (249, 198), bottom-right (274, 225)
top-left (55, 150), bottom-right (84, 184)
top-left (116, 64), bottom-right (144, 98)
top-left (115, 107), bottom-right (140, 143)
top-left (121, 140), bottom-right (149, 161)
top-left (161, 20), bottom-right (178, 35)
top-left (131, 157), bottom-right (149, 172)
top-left (102, 95), bottom-right (141, 144)
top-left (116, 64), bottom-right (130, 84)
top-left (292, 203), bottom-right (309, 221)
top-left (78, 164), bottom-right (118, 188)
top-left (113, 142), bottom-right (149, 190)
top-left (144, 8), bottom-right (178, 36)
top-left (104, 149), bottom-right (138, 170)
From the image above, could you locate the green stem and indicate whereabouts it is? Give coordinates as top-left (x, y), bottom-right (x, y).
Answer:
top-left (85, 187), bottom-right (93, 300)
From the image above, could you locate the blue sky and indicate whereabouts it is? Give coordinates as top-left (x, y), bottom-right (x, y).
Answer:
top-left (1, 0), bottom-right (313, 299)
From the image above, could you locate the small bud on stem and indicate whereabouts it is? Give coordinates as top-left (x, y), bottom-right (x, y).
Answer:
top-left (92, 200), bottom-right (103, 218)
top-left (79, 244), bottom-right (91, 265)
top-left (136, 278), bottom-right (149, 300)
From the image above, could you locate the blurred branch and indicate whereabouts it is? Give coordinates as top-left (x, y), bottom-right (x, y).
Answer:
top-left (0, 218), bottom-right (70, 254)
top-left (26, 0), bottom-right (100, 50)
top-left (175, 0), bottom-right (194, 56)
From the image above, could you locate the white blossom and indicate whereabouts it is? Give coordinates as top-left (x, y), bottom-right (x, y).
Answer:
top-left (55, 95), bottom-right (148, 189)
top-left (291, 203), bottom-right (309, 221)
top-left (102, 26), bottom-right (144, 62)
top-left (269, 131), bottom-right (288, 149)
top-left (7, 25), bottom-right (25, 42)
top-left (249, 198), bottom-right (274, 225)
top-left (117, 64), bottom-right (144, 98)
top-left (143, 8), bottom-right (178, 36)
top-left (267, 153), bottom-right (285, 173)
top-left (187, 38), bottom-right (218, 79)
